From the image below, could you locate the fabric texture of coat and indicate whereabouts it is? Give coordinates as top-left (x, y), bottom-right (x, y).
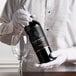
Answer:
top-left (0, 0), bottom-right (76, 72)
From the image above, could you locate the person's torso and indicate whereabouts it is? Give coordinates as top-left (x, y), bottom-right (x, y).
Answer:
top-left (1, 0), bottom-right (76, 72)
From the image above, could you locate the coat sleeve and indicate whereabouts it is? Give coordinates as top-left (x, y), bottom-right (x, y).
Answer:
top-left (51, 0), bottom-right (74, 50)
top-left (0, 0), bottom-right (30, 45)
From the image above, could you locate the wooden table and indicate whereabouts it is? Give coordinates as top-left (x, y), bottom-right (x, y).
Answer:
top-left (23, 62), bottom-right (76, 76)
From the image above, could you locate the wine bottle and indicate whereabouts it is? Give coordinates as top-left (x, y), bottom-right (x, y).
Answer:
top-left (24, 20), bottom-right (56, 63)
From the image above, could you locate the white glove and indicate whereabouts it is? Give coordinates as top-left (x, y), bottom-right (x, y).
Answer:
top-left (10, 8), bottom-right (33, 45)
top-left (35, 49), bottom-right (68, 69)
top-left (12, 8), bottom-right (32, 28)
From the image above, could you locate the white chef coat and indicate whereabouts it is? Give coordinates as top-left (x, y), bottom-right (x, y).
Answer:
top-left (0, 0), bottom-right (76, 72)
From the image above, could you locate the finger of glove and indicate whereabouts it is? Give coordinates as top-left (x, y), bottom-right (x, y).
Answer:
top-left (13, 8), bottom-right (32, 22)
top-left (17, 15), bottom-right (32, 22)
top-left (17, 20), bottom-right (29, 27)
top-left (51, 50), bottom-right (65, 57)
top-left (15, 8), bottom-right (31, 16)
top-left (14, 14), bottom-right (32, 26)
top-left (16, 9), bottom-right (31, 21)
top-left (40, 54), bottom-right (66, 68)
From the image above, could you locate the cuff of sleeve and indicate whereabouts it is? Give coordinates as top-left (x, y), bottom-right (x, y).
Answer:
top-left (0, 21), bottom-right (13, 35)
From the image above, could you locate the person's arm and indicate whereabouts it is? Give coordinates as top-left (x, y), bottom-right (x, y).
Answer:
top-left (0, 7), bottom-right (33, 44)
top-left (35, 22), bottom-right (76, 68)
top-left (35, 36), bottom-right (76, 69)
top-left (0, 21), bottom-right (13, 35)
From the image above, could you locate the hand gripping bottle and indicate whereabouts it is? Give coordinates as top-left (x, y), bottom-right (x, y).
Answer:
top-left (24, 20), bottom-right (56, 63)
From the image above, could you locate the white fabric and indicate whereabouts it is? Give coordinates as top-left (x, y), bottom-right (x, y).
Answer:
top-left (12, 8), bottom-right (32, 27)
top-left (0, 0), bottom-right (76, 72)
top-left (0, 0), bottom-right (7, 17)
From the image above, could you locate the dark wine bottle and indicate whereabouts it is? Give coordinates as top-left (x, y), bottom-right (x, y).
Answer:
top-left (24, 20), bottom-right (56, 63)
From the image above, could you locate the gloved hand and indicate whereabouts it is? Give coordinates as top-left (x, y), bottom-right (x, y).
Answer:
top-left (12, 8), bottom-right (32, 28)
top-left (0, 8), bottom-right (33, 45)
top-left (11, 8), bottom-right (33, 45)
top-left (11, 8), bottom-right (33, 36)
top-left (35, 49), bottom-right (68, 69)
